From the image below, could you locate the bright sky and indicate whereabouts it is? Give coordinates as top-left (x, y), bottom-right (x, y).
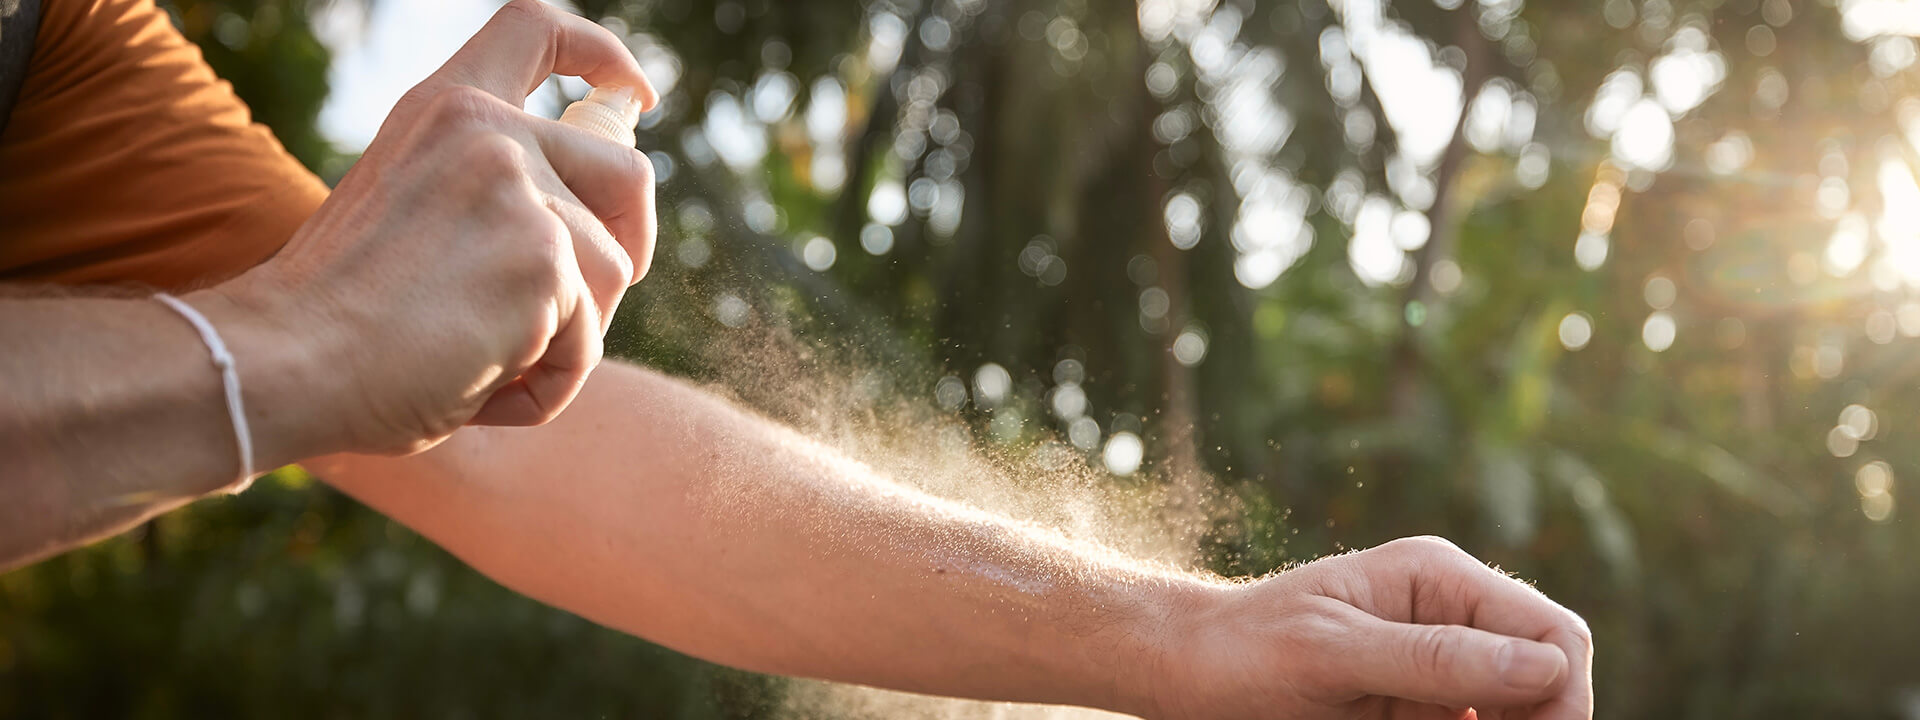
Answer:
top-left (317, 0), bottom-right (569, 151)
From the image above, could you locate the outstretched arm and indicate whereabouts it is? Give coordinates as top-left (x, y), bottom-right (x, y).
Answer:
top-left (310, 360), bottom-right (1186, 713)
top-left (311, 361), bottom-right (1594, 719)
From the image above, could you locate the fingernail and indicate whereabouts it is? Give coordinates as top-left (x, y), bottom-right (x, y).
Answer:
top-left (1497, 641), bottom-right (1564, 691)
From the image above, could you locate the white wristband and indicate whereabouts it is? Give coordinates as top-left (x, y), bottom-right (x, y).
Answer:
top-left (155, 293), bottom-right (257, 491)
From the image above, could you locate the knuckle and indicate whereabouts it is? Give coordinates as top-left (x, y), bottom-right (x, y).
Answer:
top-left (583, 327), bottom-right (607, 365)
top-left (521, 215), bottom-right (570, 260)
top-left (461, 131), bottom-right (528, 177)
top-left (1288, 598), bottom-right (1351, 645)
top-left (504, 264), bottom-right (557, 301)
top-left (594, 150), bottom-right (654, 223)
top-left (524, 247), bottom-right (571, 292)
top-left (1281, 599), bottom-right (1357, 688)
top-left (529, 206), bottom-right (570, 243)
top-left (623, 148), bottom-right (656, 186)
top-left (1404, 624), bottom-right (1451, 675)
top-left (1408, 534), bottom-right (1464, 553)
top-left (1385, 535), bottom-right (1465, 562)
top-left (599, 242), bottom-right (636, 288)
top-left (499, 212), bottom-right (568, 287)
top-left (629, 239), bottom-right (656, 282)
top-left (1561, 613), bottom-right (1595, 650)
top-left (392, 82), bottom-right (444, 117)
top-left (426, 85), bottom-right (493, 122)
top-left (496, 0), bottom-right (553, 26)
top-left (484, 192), bottom-right (548, 244)
top-left (420, 84), bottom-right (507, 131)
top-left (572, 227), bottom-right (632, 297)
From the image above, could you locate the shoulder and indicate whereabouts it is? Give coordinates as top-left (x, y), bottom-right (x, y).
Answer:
top-left (0, 0), bottom-right (327, 290)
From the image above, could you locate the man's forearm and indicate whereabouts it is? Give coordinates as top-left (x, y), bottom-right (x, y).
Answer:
top-left (0, 287), bottom-right (338, 570)
top-left (311, 361), bottom-right (1214, 715)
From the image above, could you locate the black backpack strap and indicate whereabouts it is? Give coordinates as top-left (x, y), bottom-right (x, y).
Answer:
top-left (0, 0), bottom-right (40, 137)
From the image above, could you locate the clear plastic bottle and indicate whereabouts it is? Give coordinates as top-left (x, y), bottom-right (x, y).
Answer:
top-left (558, 86), bottom-right (644, 147)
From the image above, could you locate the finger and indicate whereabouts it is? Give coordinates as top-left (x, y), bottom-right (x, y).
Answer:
top-left (469, 278), bottom-right (603, 427)
top-left (534, 122), bottom-right (658, 283)
top-left (1528, 624), bottom-right (1593, 720)
top-left (542, 189), bottom-right (631, 333)
top-left (1342, 614), bottom-right (1569, 710)
top-left (1433, 566), bottom-right (1592, 720)
top-left (458, 214), bottom-right (595, 432)
top-left (1392, 539), bottom-right (1596, 720)
top-left (439, 0), bottom-right (658, 109)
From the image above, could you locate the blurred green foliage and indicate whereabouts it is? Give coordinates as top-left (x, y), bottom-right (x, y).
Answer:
top-left (9, 0), bottom-right (1920, 718)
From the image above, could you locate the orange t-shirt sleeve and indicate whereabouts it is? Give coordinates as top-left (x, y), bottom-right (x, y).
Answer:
top-left (0, 0), bottom-right (329, 290)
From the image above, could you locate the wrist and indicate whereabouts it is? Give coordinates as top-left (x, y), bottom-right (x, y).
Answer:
top-left (184, 276), bottom-right (356, 470)
top-left (1109, 576), bottom-right (1234, 719)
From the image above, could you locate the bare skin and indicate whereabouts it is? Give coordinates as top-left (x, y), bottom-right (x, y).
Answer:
top-left (0, 2), bottom-right (1594, 718)
top-left (0, 288), bottom-right (329, 566)
top-left (310, 363), bottom-right (1593, 720)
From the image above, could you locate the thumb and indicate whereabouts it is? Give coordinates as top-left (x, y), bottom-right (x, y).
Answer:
top-left (1344, 618), bottom-right (1570, 709)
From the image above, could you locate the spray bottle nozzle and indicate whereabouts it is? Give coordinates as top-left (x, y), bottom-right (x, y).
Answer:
top-left (559, 85), bottom-right (645, 147)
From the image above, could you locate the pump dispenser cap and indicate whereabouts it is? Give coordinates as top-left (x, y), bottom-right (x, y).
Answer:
top-left (559, 86), bottom-right (644, 147)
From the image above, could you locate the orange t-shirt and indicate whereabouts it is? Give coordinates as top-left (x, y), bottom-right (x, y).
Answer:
top-left (0, 0), bottom-right (327, 290)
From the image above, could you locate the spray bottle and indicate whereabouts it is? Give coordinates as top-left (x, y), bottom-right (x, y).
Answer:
top-left (559, 86), bottom-right (645, 147)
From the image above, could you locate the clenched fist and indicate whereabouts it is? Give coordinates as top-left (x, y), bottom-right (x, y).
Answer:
top-left (195, 0), bottom-right (659, 461)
